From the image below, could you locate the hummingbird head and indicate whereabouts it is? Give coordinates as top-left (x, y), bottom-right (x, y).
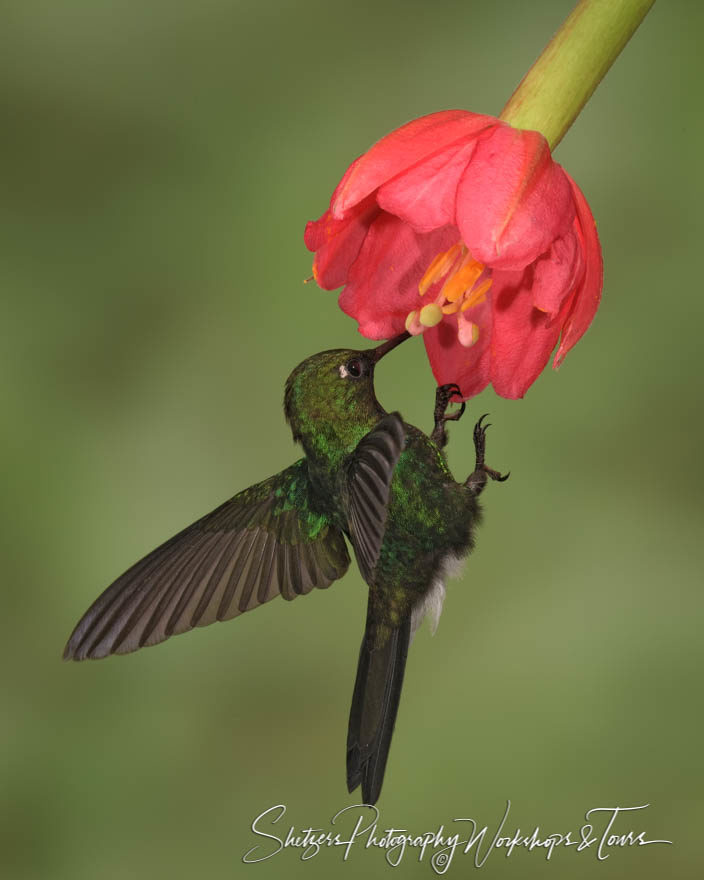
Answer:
top-left (284, 332), bottom-right (409, 456)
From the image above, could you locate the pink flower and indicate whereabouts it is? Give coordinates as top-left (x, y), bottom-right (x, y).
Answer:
top-left (305, 110), bottom-right (602, 399)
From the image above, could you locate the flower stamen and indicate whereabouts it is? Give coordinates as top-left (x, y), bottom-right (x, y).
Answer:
top-left (460, 277), bottom-right (492, 311)
top-left (419, 303), bottom-right (443, 327)
top-left (406, 242), bottom-right (493, 346)
top-left (405, 310), bottom-right (422, 335)
top-left (418, 243), bottom-right (464, 296)
top-left (440, 256), bottom-right (483, 303)
top-left (457, 318), bottom-right (480, 347)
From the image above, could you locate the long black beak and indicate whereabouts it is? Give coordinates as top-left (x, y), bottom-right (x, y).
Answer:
top-left (369, 331), bottom-right (411, 364)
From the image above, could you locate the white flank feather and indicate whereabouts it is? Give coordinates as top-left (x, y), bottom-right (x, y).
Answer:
top-left (410, 552), bottom-right (466, 639)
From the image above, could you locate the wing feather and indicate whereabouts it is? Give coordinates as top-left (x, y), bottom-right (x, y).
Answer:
top-left (345, 413), bottom-right (406, 585)
top-left (64, 460), bottom-right (350, 660)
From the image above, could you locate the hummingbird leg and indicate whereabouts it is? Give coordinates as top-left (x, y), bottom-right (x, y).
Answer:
top-left (431, 383), bottom-right (466, 448)
top-left (466, 414), bottom-right (510, 496)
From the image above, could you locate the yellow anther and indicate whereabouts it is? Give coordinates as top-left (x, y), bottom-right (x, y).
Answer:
top-left (460, 277), bottom-right (493, 311)
top-left (440, 260), bottom-right (483, 303)
top-left (419, 303), bottom-right (443, 327)
top-left (418, 242), bottom-right (464, 295)
top-left (415, 242), bottom-right (493, 344)
top-left (457, 319), bottom-right (480, 348)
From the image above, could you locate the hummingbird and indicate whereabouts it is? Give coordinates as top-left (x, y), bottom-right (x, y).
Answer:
top-left (64, 331), bottom-right (507, 804)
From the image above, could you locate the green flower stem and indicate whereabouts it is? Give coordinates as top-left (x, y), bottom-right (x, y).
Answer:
top-left (500, 0), bottom-right (655, 150)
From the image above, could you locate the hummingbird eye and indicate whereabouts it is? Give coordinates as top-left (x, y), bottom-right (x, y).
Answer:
top-left (346, 358), bottom-right (364, 378)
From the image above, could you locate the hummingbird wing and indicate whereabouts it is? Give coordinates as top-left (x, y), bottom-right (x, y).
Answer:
top-left (63, 460), bottom-right (350, 660)
top-left (344, 412), bottom-right (409, 804)
top-left (345, 412), bottom-right (406, 585)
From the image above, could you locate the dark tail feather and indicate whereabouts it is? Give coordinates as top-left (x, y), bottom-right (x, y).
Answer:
top-left (346, 603), bottom-right (411, 804)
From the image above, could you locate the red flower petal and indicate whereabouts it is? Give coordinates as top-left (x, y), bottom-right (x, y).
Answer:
top-left (490, 267), bottom-right (570, 399)
top-left (532, 229), bottom-right (583, 317)
top-left (376, 141), bottom-right (477, 233)
top-left (339, 214), bottom-right (458, 339)
top-left (304, 195), bottom-right (380, 290)
top-left (424, 297), bottom-right (492, 400)
top-left (553, 177), bottom-right (603, 367)
top-left (456, 126), bottom-right (574, 271)
top-left (305, 111), bottom-right (603, 400)
top-left (332, 110), bottom-right (496, 218)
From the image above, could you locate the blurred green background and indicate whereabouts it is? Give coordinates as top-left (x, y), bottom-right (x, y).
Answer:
top-left (2, 1), bottom-right (702, 878)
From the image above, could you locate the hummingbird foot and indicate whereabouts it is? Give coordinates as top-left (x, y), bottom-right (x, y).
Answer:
top-left (431, 383), bottom-right (466, 448)
top-left (466, 414), bottom-right (510, 496)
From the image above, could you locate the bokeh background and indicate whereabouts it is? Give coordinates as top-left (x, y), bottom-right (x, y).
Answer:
top-left (2, 1), bottom-right (702, 878)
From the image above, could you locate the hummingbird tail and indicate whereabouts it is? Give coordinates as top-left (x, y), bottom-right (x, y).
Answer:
top-left (346, 603), bottom-right (411, 805)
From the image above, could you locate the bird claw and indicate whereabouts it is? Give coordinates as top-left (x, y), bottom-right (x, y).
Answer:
top-left (467, 414), bottom-right (509, 495)
top-left (431, 383), bottom-right (466, 447)
top-left (474, 411), bottom-right (491, 433)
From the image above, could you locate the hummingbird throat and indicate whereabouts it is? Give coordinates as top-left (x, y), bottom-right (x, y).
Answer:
top-left (405, 243), bottom-right (492, 348)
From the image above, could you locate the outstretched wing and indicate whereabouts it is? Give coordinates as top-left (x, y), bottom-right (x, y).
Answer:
top-left (64, 459), bottom-right (350, 660)
top-left (345, 413), bottom-right (406, 585)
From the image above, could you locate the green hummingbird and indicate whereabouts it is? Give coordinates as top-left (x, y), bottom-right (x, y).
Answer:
top-left (64, 331), bottom-right (507, 804)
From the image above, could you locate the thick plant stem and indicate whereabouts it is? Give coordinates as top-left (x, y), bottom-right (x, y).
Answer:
top-left (500, 0), bottom-right (655, 150)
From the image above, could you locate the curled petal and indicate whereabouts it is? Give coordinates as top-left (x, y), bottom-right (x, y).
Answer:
top-left (456, 126), bottom-right (574, 271)
top-left (305, 195), bottom-right (380, 290)
top-left (423, 297), bottom-right (492, 400)
top-left (339, 215), bottom-right (458, 339)
top-left (532, 229), bottom-right (583, 317)
top-left (332, 110), bottom-right (496, 218)
top-left (490, 268), bottom-right (571, 399)
top-left (554, 177), bottom-right (603, 367)
top-left (377, 141), bottom-right (477, 233)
